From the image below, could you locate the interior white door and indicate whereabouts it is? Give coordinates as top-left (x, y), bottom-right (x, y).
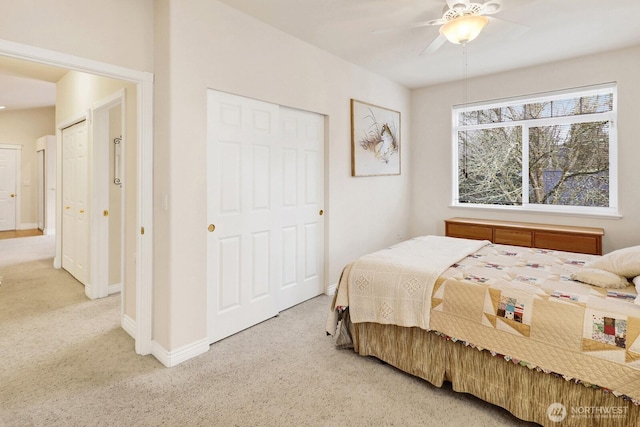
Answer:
top-left (277, 107), bottom-right (324, 311)
top-left (62, 121), bottom-right (89, 285)
top-left (207, 91), bottom-right (280, 343)
top-left (0, 148), bottom-right (17, 231)
top-left (37, 149), bottom-right (45, 230)
top-left (207, 90), bottom-right (325, 343)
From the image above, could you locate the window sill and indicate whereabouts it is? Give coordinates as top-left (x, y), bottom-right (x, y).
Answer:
top-left (449, 203), bottom-right (622, 220)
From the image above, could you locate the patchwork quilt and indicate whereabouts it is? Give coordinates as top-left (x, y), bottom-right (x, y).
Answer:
top-left (330, 238), bottom-right (640, 401)
top-left (432, 243), bottom-right (640, 399)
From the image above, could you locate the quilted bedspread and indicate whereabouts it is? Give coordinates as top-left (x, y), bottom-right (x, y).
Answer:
top-left (431, 242), bottom-right (640, 401)
top-left (330, 238), bottom-right (640, 401)
top-left (330, 236), bottom-right (489, 329)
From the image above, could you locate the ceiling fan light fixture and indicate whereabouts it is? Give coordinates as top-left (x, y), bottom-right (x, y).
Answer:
top-left (440, 14), bottom-right (489, 44)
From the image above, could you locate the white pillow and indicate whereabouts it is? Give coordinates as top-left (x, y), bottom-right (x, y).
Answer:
top-left (585, 245), bottom-right (640, 278)
top-left (571, 268), bottom-right (630, 289)
top-left (634, 276), bottom-right (640, 305)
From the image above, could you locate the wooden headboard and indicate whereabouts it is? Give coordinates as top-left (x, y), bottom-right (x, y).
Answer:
top-left (444, 217), bottom-right (604, 255)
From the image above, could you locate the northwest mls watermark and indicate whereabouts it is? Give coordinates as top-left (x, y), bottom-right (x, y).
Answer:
top-left (547, 402), bottom-right (628, 423)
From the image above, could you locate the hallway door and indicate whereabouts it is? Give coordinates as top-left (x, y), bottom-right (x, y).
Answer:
top-left (37, 149), bottom-right (45, 231)
top-left (61, 120), bottom-right (89, 285)
top-left (0, 148), bottom-right (18, 231)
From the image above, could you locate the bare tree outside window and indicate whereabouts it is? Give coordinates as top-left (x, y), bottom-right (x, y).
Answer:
top-left (528, 121), bottom-right (609, 207)
top-left (458, 126), bottom-right (522, 205)
top-left (453, 85), bottom-right (616, 215)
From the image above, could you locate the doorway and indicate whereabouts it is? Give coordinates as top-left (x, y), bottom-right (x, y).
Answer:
top-left (35, 135), bottom-right (56, 236)
top-left (0, 38), bottom-right (153, 355)
top-left (89, 91), bottom-right (125, 300)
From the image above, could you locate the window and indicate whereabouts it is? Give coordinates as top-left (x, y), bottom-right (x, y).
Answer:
top-left (452, 83), bottom-right (618, 216)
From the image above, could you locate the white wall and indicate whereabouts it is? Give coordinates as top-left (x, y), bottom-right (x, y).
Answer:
top-left (410, 45), bottom-right (640, 253)
top-left (153, 0), bottom-right (412, 350)
top-left (0, 0), bottom-right (154, 73)
top-left (0, 107), bottom-right (56, 228)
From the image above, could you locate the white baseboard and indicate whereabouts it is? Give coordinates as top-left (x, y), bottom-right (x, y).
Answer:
top-left (18, 222), bottom-right (37, 230)
top-left (108, 283), bottom-right (122, 295)
top-left (326, 282), bottom-right (338, 296)
top-left (44, 227), bottom-right (55, 235)
top-left (152, 338), bottom-right (210, 368)
top-left (122, 314), bottom-right (136, 339)
top-left (122, 315), bottom-right (209, 368)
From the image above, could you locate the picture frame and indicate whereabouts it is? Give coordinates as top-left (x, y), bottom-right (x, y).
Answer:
top-left (350, 99), bottom-right (401, 177)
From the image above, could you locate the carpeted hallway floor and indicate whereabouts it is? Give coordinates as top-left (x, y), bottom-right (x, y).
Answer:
top-left (0, 235), bottom-right (538, 426)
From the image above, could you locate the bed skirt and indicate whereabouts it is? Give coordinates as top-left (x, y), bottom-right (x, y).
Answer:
top-left (347, 317), bottom-right (640, 427)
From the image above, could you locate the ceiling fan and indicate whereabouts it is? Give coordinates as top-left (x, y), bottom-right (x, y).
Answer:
top-left (420, 0), bottom-right (504, 54)
top-left (375, 0), bottom-right (522, 56)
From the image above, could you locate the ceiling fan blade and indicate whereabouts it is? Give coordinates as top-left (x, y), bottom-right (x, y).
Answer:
top-left (420, 34), bottom-right (447, 56)
top-left (372, 18), bottom-right (444, 34)
top-left (486, 15), bottom-right (529, 33)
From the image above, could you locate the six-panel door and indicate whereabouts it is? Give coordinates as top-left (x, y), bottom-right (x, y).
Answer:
top-left (207, 90), bottom-right (325, 343)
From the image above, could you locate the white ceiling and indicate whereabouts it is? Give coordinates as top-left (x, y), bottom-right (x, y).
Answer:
top-left (216, 0), bottom-right (640, 88)
top-left (1, 0), bottom-right (639, 110)
top-left (0, 56), bottom-right (65, 111)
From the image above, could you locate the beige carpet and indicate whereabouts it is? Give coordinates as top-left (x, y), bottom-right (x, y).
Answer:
top-left (0, 235), bottom-right (538, 426)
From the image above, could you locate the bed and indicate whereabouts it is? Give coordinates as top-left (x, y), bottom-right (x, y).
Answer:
top-left (327, 234), bottom-right (640, 426)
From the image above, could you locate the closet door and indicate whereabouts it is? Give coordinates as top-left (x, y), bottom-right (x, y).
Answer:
top-left (61, 121), bottom-right (89, 285)
top-left (207, 91), bottom-right (280, 343)
top-left (207, 91), bottom-right (325, 343)
top-left (277, 107), bottom-right (324, 311)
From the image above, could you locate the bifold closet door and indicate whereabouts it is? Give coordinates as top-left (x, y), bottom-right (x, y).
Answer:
top-left (207, 90), bottom-right (324, 343)
top-left (61, 120), bottom-right (89, 285)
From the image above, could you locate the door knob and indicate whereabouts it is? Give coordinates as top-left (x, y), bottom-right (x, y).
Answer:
top-left (208, 224), bottom-right (216, 232)
top-left (10, 194), bottom-right (14, 198)
top-left (319, 209), bottom-right (324, 216)
top-left (80, 209), bottom-right (85, 213)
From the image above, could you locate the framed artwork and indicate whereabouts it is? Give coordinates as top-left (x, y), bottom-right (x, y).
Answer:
top-left (350, 99), bottom-right (401, 177)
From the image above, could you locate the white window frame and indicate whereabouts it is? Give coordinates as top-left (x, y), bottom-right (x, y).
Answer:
top-left (451, 83), bottom-right (619, 218)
